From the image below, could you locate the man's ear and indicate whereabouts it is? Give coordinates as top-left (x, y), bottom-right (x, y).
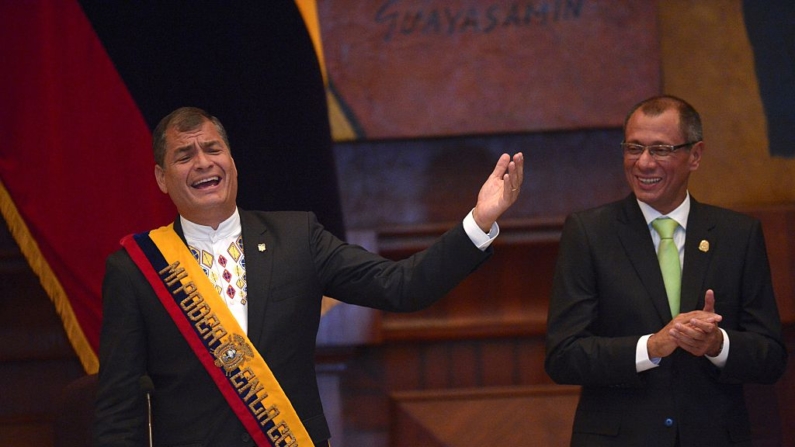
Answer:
top-left (689, 141), bottom-right (704, 172)
top-left (154, 165), bottom-right (168, 193)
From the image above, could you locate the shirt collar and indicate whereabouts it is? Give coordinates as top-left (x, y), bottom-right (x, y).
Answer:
top-left (180, 208), bottom-right (241, 242)
top-left (637, 192), bottom-right (690, 230)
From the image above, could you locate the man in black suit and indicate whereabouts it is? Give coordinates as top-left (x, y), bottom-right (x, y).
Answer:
top-left (545, 95), bottom-right (787, 446)
top-left (94, 107), bottom-right (524, 446)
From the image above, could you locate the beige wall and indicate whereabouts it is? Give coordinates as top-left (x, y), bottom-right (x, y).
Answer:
top-left (660, 0), bottom-right (795, 208)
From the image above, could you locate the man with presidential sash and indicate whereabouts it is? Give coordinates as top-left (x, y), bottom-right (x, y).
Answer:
top-left (93, 107), bottom-right (524, 446)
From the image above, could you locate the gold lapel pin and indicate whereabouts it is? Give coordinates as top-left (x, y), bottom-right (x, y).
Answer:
top-left (698, 240), bottom-right (709, 252)
top-left (258, 243), bottom-right (266, 252)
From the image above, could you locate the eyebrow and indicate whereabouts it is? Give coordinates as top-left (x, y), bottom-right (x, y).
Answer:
top-left (171, 140), bottom-right (223, 157)
top-left (626, 140), bottom-right (673, 145)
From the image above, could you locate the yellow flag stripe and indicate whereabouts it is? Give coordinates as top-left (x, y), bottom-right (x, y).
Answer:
top-left (0, 180), bottom-right (98, 373)
top-left (294, 0), bottom-right (358, 141)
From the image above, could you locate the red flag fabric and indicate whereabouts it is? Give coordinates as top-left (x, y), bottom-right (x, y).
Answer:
top-left (0, 2), bottom-right (175, 373)
top-left (0, 1), bottom-right (342, 375)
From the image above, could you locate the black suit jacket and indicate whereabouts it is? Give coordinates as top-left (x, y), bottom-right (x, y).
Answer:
top-left (94, 210), bottom-right (492, 446)
top-left (545, 195), bottom-right (787, 447)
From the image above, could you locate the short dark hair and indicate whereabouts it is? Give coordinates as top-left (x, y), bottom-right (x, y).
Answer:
top-left (152, 107), bottom-right (231, 167)
top-left (624, 95), bottom-right (703, 143)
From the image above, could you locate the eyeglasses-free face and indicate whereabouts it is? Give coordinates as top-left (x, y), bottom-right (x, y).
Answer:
top-left (154, 119), bottom-right (239, 228)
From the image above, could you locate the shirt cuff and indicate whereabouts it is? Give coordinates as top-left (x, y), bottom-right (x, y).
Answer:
top-left (706, 328), bottom-right (729, 368)
top-left (463, 209), bottom-right (499, 251)
top-left (636, 334), bottom-right (661, 372)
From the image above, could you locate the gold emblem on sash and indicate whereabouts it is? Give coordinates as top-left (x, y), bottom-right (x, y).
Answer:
top-left (214, 334), bottom-right (254, 374)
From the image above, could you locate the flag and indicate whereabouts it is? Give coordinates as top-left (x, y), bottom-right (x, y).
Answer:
top-left (0, 1), bottom-right (343, 373)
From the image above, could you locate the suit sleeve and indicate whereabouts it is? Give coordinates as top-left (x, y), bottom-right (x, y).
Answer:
top-left (719, 220), bottom-right (788, 384)
top-left (308, 213), bottom-right (493, 312)
top-left (544, 213), bottom-right (646, 387)
top-left (93, 251), bottom-right (148, 446)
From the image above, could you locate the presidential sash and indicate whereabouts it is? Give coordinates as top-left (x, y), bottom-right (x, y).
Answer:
top-left (121, 225), bottom-right (314, 447)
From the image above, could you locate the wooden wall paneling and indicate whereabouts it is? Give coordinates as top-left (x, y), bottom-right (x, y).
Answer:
top-left (513, 337), bottom-right (555, 386)
top-left (381, 344), bottom-right (424, 391)
top-left (335, 346), bottom-right (394, 446)
top-left (448, 343), bottom-right (480, 389)
top-left (745, 206), bottom-right (795, 323)
top-left (773, 326), bottom-right (795, 445)
top-left (420, 343), bottom-right (457, 390)
top-left (337, 336), bottom-right (554, 444)
top-left (0, 415), bottom-right (55, 447)
top-left (378, 223), bottom-right (562, 342)
top-left (389, 385), bottom-right (581, 447)
top-left (479, 339), bottom-right (519, 386)
top-left (0, 223), bottom-right (84, 447)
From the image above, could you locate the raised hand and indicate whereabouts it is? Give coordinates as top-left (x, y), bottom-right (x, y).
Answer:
top-left (472, 152), bottom-right (524, 232)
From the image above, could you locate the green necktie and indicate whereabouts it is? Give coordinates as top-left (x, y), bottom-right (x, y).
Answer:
top-left (652, 217), bottom-right (681, 317)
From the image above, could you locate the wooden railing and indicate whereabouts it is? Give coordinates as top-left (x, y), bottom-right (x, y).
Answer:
top-left (319, 205), bottom-right (795, 446)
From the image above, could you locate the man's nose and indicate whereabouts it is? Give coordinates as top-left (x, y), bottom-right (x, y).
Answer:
top-left (193, 149), bottom-right (213, 168)
top-left (636, 148), bottom-right (657, 166)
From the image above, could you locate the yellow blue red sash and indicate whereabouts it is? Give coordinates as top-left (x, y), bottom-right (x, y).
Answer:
top-left (121, 224), bottom-right (314, 447)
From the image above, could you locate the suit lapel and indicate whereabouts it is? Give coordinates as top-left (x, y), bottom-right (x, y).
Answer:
top-left (681, 198), bottom-right (715, 313)
top-left (239, 210), bottom-right (273, 346)
top-left (616, 195), bottom-right (674, 324)
top-left (173, 215), bottom-right (186, 243)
